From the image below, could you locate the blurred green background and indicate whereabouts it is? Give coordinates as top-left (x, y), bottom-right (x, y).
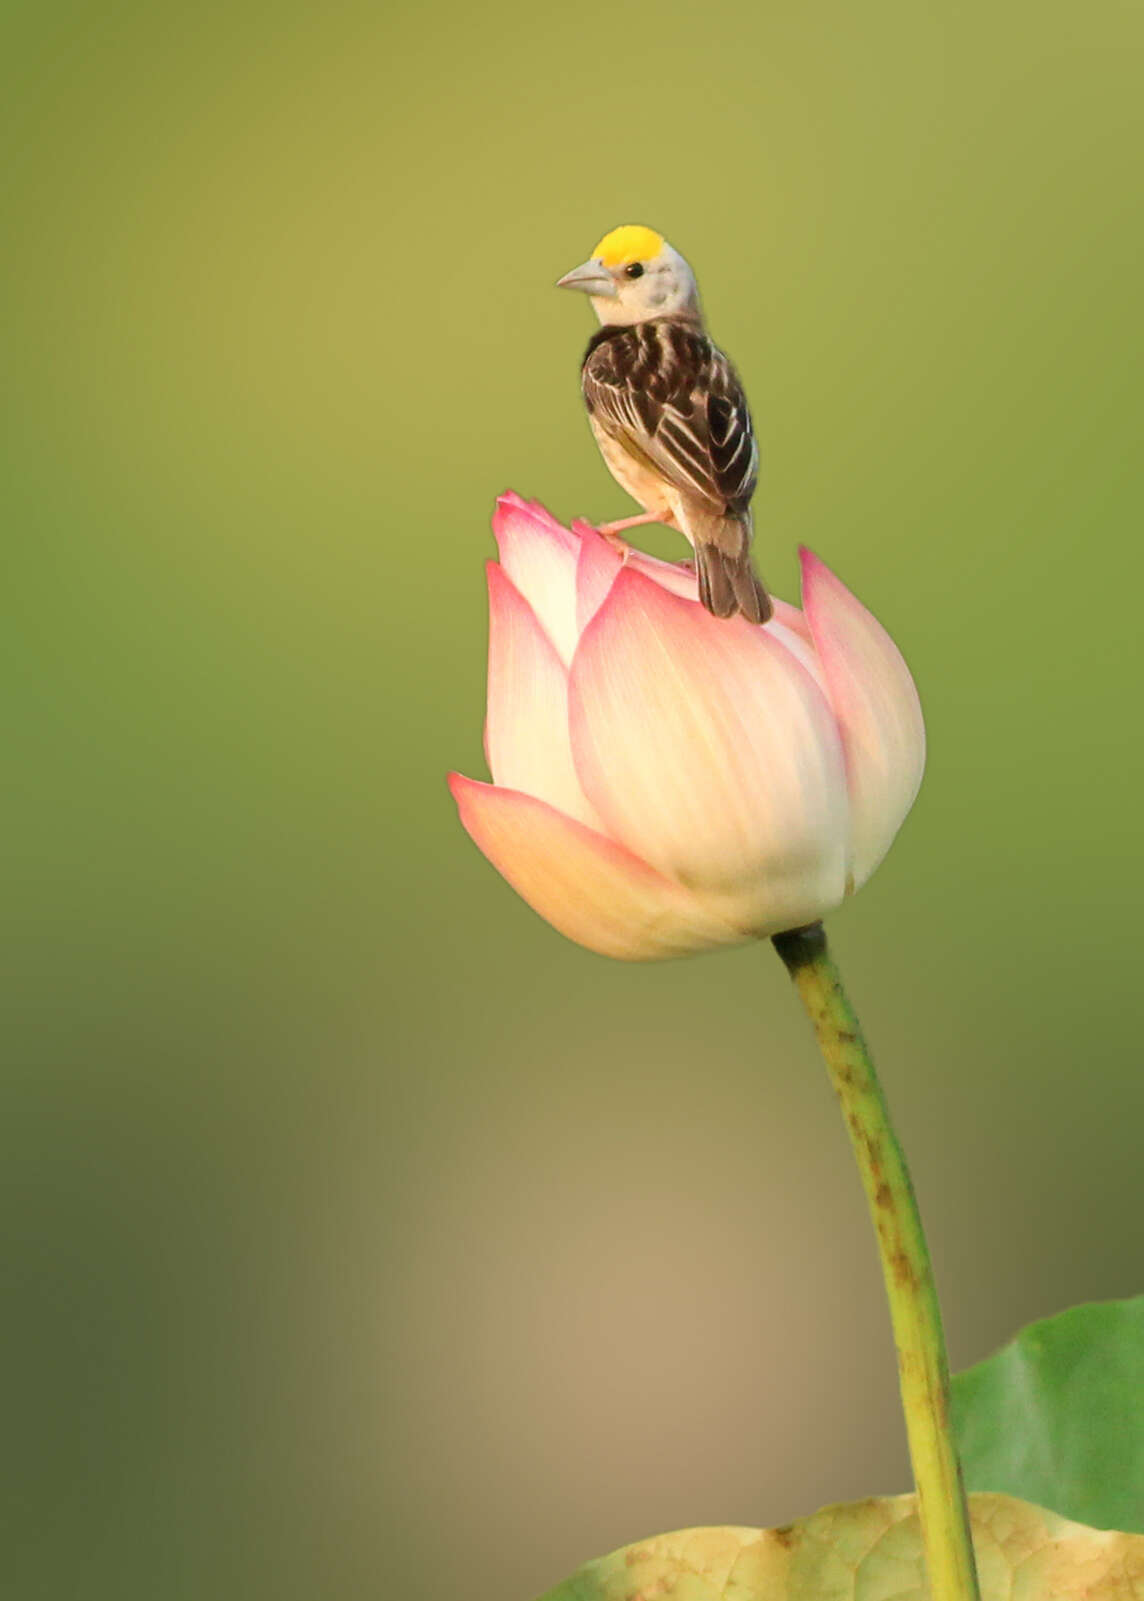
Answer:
top-left (3, 0), bottom-right (1142, 1595)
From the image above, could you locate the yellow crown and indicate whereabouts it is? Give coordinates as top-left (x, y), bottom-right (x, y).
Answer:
top-left (592, 224), bottom-right (665, 267)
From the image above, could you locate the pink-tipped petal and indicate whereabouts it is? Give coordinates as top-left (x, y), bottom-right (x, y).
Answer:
top-left (577, 536), bottom-right (702, 635)
top-left (626, 550), bottom-right (700, 601)
top-left (491, 494), bottom-right (581, 665)
top-left (493, 492), bottom-right (577, 549)
top-left (568, 566), bottom-right (850, 936)
top-left (800, 549), bottom-right (926, 888)
top-left (484, 563), bottom-right (599, 828)
top-left (764, 618), bottom-right (828, 696)
top-left (448, 775), bottom-right (743, 960)
top-left (770, 596), bottom-right (814, 645)
top-left (575, 526), bottom-right (624, 634)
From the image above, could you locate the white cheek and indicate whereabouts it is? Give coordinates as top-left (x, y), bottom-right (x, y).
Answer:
top-left (590, 285), bottom-right (646, 326)
top-left (589, 265), bottom-right (691, 325)
top-left (647, 267), bottom-right (689, 314)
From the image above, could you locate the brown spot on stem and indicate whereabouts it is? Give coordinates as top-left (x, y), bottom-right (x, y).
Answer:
top-left (891, 1249), bottom-right (917, 1289)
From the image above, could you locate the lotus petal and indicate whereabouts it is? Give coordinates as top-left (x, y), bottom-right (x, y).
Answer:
top-left (569, 567), bottom-right (849, 936)
top-left (801, 549), bottom-right (926, 888)
top-left (448, 776), bottom-right (742, 960)
top-left (484, 562), bottom-right (598, 828)
top-left (491, 493), bottom-right (581, 665)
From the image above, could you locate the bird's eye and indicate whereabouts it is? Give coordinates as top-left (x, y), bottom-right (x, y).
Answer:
top-left (624, 262), bottom-right (645, 279)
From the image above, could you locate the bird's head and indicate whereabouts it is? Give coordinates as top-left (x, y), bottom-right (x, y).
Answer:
top-left (556, 225), bottom-right (699, 325)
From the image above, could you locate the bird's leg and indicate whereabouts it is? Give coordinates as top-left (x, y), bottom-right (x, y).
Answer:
top-left (595, 511), bottom-right (666, 554)
top-left (597, 512), bottom-right (665, 536)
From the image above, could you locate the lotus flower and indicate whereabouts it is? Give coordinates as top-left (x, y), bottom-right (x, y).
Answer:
top-left (448, 494), bottom-right (925, 960)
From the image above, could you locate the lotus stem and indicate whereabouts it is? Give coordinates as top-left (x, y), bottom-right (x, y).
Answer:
top-left (772, 921), bottom-right (981, 1601)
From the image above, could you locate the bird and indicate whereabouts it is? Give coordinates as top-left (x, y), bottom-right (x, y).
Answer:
top-left (556, 224), bottom-right (772, 624)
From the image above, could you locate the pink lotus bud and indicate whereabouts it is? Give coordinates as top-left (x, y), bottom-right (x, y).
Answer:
top-left (448, 494), bottom-right (925, 961)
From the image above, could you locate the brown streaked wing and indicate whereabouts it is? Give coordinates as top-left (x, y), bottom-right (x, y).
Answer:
top-left (581, 321), bottom-right (758, 514)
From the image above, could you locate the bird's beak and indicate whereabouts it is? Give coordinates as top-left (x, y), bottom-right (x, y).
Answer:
top-left (556, 258), bottom-right (618, 298)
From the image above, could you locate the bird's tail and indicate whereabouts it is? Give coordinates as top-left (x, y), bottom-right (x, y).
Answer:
top-left (690, 511), bottom-right (772, 625)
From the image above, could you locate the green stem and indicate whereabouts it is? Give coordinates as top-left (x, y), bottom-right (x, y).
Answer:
top-left (772, 922), bottom-right (980, 1601)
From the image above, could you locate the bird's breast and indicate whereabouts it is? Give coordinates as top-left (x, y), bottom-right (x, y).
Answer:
top-left (589, 415), bottom-right (679, 522)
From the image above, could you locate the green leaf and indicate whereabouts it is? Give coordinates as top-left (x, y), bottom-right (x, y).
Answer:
top-left (538, 1493), bottom-right (1144, 1600)
top-left (953, 1296), bottom-right (1144, 1533)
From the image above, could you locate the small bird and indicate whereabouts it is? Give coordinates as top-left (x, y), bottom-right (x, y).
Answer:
top-left (557, 224), bottom-right (771, 624)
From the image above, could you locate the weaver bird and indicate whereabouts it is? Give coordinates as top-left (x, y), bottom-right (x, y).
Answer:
top-left (557, 224), bottom-right (771, 624)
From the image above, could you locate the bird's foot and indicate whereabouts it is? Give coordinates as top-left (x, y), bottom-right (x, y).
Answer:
top-left (598, 529), bottom-right (632, 556)
top-left (595, 512), bottom-right (667, 557)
